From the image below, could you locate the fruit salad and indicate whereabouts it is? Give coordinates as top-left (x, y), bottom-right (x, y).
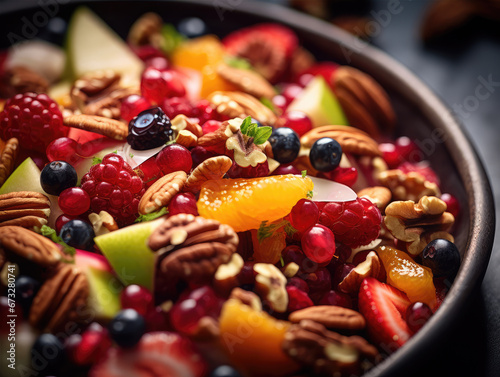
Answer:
top-left (0, 8), bottom-right (462, 377)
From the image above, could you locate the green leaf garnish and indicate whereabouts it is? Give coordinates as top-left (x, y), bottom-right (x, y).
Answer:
top-left (92, 156), bottom-right (102, 165)
top-left (239, 116), bottom-right (272, 145)
top-left (257, 219), bottom-right (295, 242)
top-left (246, 123), bottom-right (258, 138)
top-left (135, 207), bottom-right (168, 223)
top-left (301, 170), bottom-right (307, 178)
top-left (225, 55), bottom-right (252, 70)
top-left (161, 23), bottom-right (186, 55)
top-left (112, 150), bottom-right (118, 154)
top-left (40, 225), bottom-right (76, 257)
top-left (307, 190), bottom-right (314, 199)
top-left (165, 140), bottom-right (176, 146)
top-left (253, 126), bottom-right (273, 145)
top-left (280, 256), bottom-right (285, 267)
top-left (260, 97), bottom-right (276, 112)
top-left (129, 153), bottom-right (134, 158)
top-left (240, 116), bottom-right (252, 135)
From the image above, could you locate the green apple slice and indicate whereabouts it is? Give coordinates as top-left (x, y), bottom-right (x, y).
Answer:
top-left (66, 7), bottom-right (144, 86)
top-left (94, 219), bottom-right (164, 290)
top-left (287, 76), bottom-right (348, 128)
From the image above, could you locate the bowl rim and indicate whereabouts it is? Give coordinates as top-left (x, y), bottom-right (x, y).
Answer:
top-left (0, 0), bottom-right (495, 375)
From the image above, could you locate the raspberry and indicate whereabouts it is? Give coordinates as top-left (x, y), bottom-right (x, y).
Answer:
top-left (81, 154), bottom-right (145, 227)
top-left (317, 197), bottom-right (381, 248)
top-left (0, 92), bottom-right (66, 153)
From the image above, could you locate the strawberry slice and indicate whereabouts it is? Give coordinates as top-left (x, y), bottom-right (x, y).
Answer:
top-left (358, 277), bottom-right (412, 353)
top-left (90, 332), bottom-right (208, 377)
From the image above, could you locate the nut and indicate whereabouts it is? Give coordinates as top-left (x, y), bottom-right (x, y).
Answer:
top-left (384, 196), bottom-right (455, 255)
top-left (197, 121), bottom-right (230, 154)
top-left (63, 114), bottom-right (128, 140)
top-left (338, 251), bottom-right (383, 295)
top-left (29, 264), bottom-right (89, 332)
top-left (191, 316), bottom-right (220, 342)
top-left (282, 262), bottom-right (299, 278)
top-left (149, 214), bottom-right (239, 283)
top-left (217, 64), bottom-right (276, 100)
top-left (0, 138), bottom-right (19, 187)
top-left (357, 186), bottom-right (392, 211)
top-left (207, 91), bottom-right (277, 126)
top-left (128, 12), bottom-right (164, 48)
top-left (0, 66), bottom-right (49, 98)
top-left (214, 252), bottom-right (244, 296)
top-left (300, 125), bottom-right (381, 157)
top-left (377, 169), bottom-right (441, 202)
top-left (229, 288), bottom-right (262, 312)
top-left (282, 320), bottom-right (378, 376)
top-left (171, 114), bottom-right (204, 138)
top-left (332, 66), bottom-right (396, 138)
top-left (289, 305), bottom-right (366, 331)
top-left (88, 211), bottom-right (118, 236)
top-left (175, 130), bottom-right (198, 148)
top-left (184, 156), bottom-right (232, 193)
top-left (0, 191), bottom-right (51, 229)
top-left (224, 118), bottom-right (268, 170)
top-left (253, 263), bottom-right (288, 313)
top-left (138, 171), bottom-right (187, 214)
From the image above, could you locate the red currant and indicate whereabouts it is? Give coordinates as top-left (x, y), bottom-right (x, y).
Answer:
top-left (190, 146), bottom-right (217, 169)
top-left (65, 322), bottom-right (111, 366)
top-left (272, 164), bottom-right (301, 176)
top-left (286, 286), bottom-right (313, 312)
top-left (46, 137), bottom-right (79, 164)
top-left (441, 193), bottom-right (460, 218)
top-left (156, 143), bottom-right (192, 175)
top-left (280, 83), bottom-right (303, 104)
top-left (406, 302), bottom-right (433, 333)
top-left (379, 142), bottom-right (400, 169)
top-left (395, 136), bottom-right (422, 163)
top-left (271, 94), bottom-right (287, 113)
top-left (289, 199), bottom-right (319, 232)
top-left (120, 285), bottom-right (154, 317)
top-left (279, 111), bottom-right (312, 137)
top-left (58, 187), bottom-right (90, 216)
top-left (201, 120), bottom-right (222, 135)
top-left (145, 56), bottom-right (169, 71)
top-left (141, 67), bottom-right (186, 104)
top-left (320, 167), bottom-right (358, 187)
top-left (303, 267), bottom-right (332, 302)
top-left (161, 97), bottom-right (193, 119)
top-left (168, 192), bottom-right (198, 217)
top-left (319, 290), bottom-right (353, 309)
top-left (301, 224), bottom-right (336, 265)
top-left (120, 95), bottom-right (152, 122)
top-left (287, 276), bottom-right (309, 293)
top-left (191, 100), bottom-right (215, 124)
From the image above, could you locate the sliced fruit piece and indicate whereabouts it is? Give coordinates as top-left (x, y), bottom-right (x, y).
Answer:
top-left (74, 143), bottom-right (124, 183)
top-left (0, 158), bottom-right (44, 195)
top-left (197, 175), bottom-right (313, 232)
top-left (94, 219), bottom-right (164, 290)
top-left (219, 299), bottom-right (299, 376)
top-left (90, 331), bottom-right (208, 377)
top-left (287, 76), bottom-right (348, 128)
top-left (308, 175), bottom-right (357, 202)
top-left (251, 225), bottom-right (286, 264)
top-left (377, 245), bottom-right (437, 309)
top-left (75, 250), bottom-right (122, 321)
top-left (66, 7), bottom-right (144, 86)
top-left (358, 277), bottom-right (411, 352)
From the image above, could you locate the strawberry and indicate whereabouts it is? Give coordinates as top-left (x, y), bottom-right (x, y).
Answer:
top-left (358, 277), bottom-right (412, 353)
top-left (90, 332), bottom-right (208, 377)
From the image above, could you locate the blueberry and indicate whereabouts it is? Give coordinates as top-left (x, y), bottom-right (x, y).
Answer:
top-left (210, 365), bottom-right (243, 377)
top-left (40, 161), bottom-right (77, 196)
top-left (309, 137), bottom-right (342, 172)
top-left (268, 127), bottom-right (300, 164)
top-left (15, 275), bottom-right (40, 314)
top-left (127, 107), bottom-right (173, 150)
top-left (422, 239), bottom-right (461, 279)
top-left (31, 334), bottom-right (64, 375)
top-left (109, 309), bottom-right (146, 348)
top-left (177, 17), bottom-right (208, 38)
top-left (60, 219), bottom-right (95, 250)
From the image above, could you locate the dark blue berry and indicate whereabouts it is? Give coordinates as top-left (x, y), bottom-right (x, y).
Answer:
top-left (60, 219), bottom-right (95, 251)
top-left (422, 239), bottom-right (461, 279)
top-left (268, 127), bottom-right (300, 164)
top-left (31, 334), bottom-right (64, 375)
top-left (177, 17), bottom-right (208, 38)
top-left (40, 161), bottom-right (77, 196)
top-left (109, 309), bottom-right (146, 348)
top-left (15, 275), bottom-right (40, 314)
top-left (309, 137), bottom-right (342, 172)
top-left (127, 107), bottom-right (173, 150)
top-left (210, 365), bottom-right (243, 377)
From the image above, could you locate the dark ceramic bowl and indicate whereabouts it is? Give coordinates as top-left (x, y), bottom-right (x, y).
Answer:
top-left (0, 1), bottom-right (495, 376)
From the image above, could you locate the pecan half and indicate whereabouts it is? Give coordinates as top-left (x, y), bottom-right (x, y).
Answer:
top-left (0, 66), bottom-right (49, 98)
top-left (289, 305), bottom-right (366, 331)
top-left (338, 251), bottom-right (384, 295)
top-left (139, 171), bottom-right (187, 214)
top-left (357, 186), bottom-right (392, 211)
top-left (128, 12), bottom-right (164, 48)
top-left (184, 156), bottom-right (232, 193)
top-left (384, 196), bottom-right (455, 255)
top-left (63, 114), bottom-right (129, 140)
top-left (0, 138), bottom-right (19, 186)
top-left (149, 214), bottom-right (239, 284)
top-left (0, 191), bottom-right (51, 229)
top-left (377, 169), bottom-right (440, 202)
top-left (332, 66), bottom-right (396, 138)
top-left (217, 64), bottom-right (276, 100)
top-left (29, 264), bottom-right (89, 332)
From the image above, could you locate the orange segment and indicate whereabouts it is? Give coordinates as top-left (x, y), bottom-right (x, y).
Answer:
top-left (219, 298), bottom-right (299, 376)
top-left (251, 226), bottom-right (286, 264)
top-left (377, 246), bottom-right (437, 309)
top-left (197, 175), bottom-right (313, 232)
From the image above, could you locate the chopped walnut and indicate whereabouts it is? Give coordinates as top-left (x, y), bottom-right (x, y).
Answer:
top-left (377, 169), bottom-right (440, 202)
top-left (128, 12), bottom-right (164, 48)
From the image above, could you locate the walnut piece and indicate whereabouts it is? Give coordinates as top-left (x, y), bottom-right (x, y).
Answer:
top-left (253, 263), bottom-right (288, 313)
top-left (384, 196), bottom-right (455, 255)
top-left (0, 66), bottom-right (48, 98)
top-left (378, 169), bottom-right (440, 202)
top-left (128, 12), bottom-right (164, 48)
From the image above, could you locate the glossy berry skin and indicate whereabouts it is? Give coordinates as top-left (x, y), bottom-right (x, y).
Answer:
top-left (190, 146), bottom-right (217, 169)
top-left (60, 219), bottom-right (95, 250)
top-left (109, 309), bottom-right (146, 348)
top-left (0, 92), bottom-right (67, 153)
top-left (286, 286), bottom-right (314, 312)
top-left (321, 167), bottom-right (358, 187)
top-left (58, 187), bottom-right (90, 216)
top-left (65, 322), bottom-right (111, 366)
top-left (127, 107), bottom-right (174, 150)
top-left (319, 290), bottom-right (353, 309)
top-left (278, 111), bottom-right (313, 137)
top-left (168, 192), bottom-right (199, 217)
top-left (287, 276), bottom-right (309, 293)
top-left (202, 119), bottom-right (222, 135)
top-left (301, 224), bottom-right (336, 265)
top-left (309, 137), bottom-right (343, 172)
top-left (272, 163), bottom-right (301, 176)
top-left (303, 267), bottom-right (332, 302)
top-left (289, 199), bottom-right (319, 232)
top-left (441, 193), bottom-right (460, 218)
top-left (46, 137), bottom-right (79, 165)
top-left (210, 365), bottom-right (242, 377)
top-left (406, 302), bottom-right (433, 333)
top-left (40, 161), bottom-right (78, 196)
top-left (120, 94), bottom-right (152, 122)
top-left (55, 214), bottom-right (79, 234)
top-left (120, 285), bottom-right (154, 317)
top-left (31, 334), bottom-right (65, 375)
top-left (156, 143), bottom-right (192, 175)
top-left (141, 67), bottom-right (186, 104)
top-left (268, 127), bottom-right (301, 164)
top-left (421, 238), bottom-right (461, 279)
top-left (162, 97), bottom-right (193, 120)
top-left (226, 160), bottom-right (270, 179)
top-left (15, 275), bottom-right (40, 314)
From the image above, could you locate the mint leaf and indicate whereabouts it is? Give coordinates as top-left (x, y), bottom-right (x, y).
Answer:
top-left (129, 153), bottom-right (134, 158)
top-left (301, 170), bottom-right (307, 178)
top-left (135, 207), bottom-right (168, 223)
top-left (253, 126), bottom-right (273, 145)
top-left (246, 123), bottom-right (258, 138)
top-left (260, 97), bottom-right (276, 112)
top-left (225, 56), bottom-right (252, 70)
top-left (257, 219), bottom-right (291, 242)
top-left (240, 116), bottom-right (252, 135)
top-left (40, 225), bottom-right (76, 257)
top-left (161, 23), bottom-right (186, 55)
top-left (92, 156), bottom-right (102, 165)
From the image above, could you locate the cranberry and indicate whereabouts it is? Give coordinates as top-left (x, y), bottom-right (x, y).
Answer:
top-left (169, 286), bottom-right (223, 335)
top-left (303, 267), bottom-right (331, 302)
top-left (334, 243), bottom-right (352, 262)
top-left (162, 97), bottom-right (193, 119)
top-left (395, 136), bottom-right (422, 163)
top-left (272, 164), bottom-right (301, 176)
top-left (301, 224), bottom-right (336, 265)
top-left (156, 143), bottom-right (192, 175)
top-left (278, 111), bottom-right (313, 137)
top-left (283, 245), bottom-right (306, 268)
top-left (141, 67), bottom-right (186, 104)
top-left (406, 302), bottom-right (433, 333)
top-left (271, 94), bottom-right (288, 113)
top-left (145, 56), bottom-right (169, 71)
top-left (332, 263), bottom-right (355, 288)
top-left (289, 199), bottom-right (319, 232)
top-left (58, 187), bottom-right (90, 216)
top-left (168, 192), bottom-right (199, 217)
top-left (280, 84), bottom-right (303, 104)
top-left (287, 277), bottom-right (309, 293)
top-left (201, 120), bottom-right (222, 135)
top-left (144, 306), bottom-right (168, 332)
top-left (65, 323), bottom-right (111, 366)
top-left (46, 137), bottom-right (79, 165)
top-left (379, 142), bottom-right (400, 169)
top-left (132, 45), bottom-right (165, 62)
top-left (121, 95), bottom-right (152, 122)
top-left (238, 262), bottom-right (257, 286)
top-left (191, 100), bottom-right (215, 124)
top-left (121, 285), bottom-right (154, 317)
top-left (320, 167), bottom-right (358, 187)
top-left (286, 286), bottom-right (313, 312)
top-left (190, 146), bottom-right (218, 169)
top-left (319, 290), bottom-right (353, 309)
top-left (226, 161), bottom-right (270, 179)
top-left (441, 193), bottom-right (460, 218)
